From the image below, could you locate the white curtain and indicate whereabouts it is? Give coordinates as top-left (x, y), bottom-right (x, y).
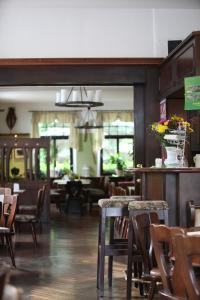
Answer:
top-left (31, 111), bottom-right (79, 149)
top-left (32, 110), bottom-right (133, 151)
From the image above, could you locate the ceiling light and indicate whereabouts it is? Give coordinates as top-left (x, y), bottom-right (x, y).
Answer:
top-left (55, 86), bottom-right (104, 108)
top-left (75, 107), bottom-right (103, 129)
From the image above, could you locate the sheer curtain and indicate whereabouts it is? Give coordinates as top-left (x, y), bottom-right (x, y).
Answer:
top-left (32, 111), bottom-right (133, 151)
top-left (93, 111), bottom-right (133, 149)
top-left (31, 111), bottom-right (79, 149)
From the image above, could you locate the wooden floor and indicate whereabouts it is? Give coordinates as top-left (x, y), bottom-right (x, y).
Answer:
top-left (1, 206), bottom-right (154, 299)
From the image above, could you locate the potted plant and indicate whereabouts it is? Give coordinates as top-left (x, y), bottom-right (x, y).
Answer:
top-left (109, 154), bottom-right (126, 176)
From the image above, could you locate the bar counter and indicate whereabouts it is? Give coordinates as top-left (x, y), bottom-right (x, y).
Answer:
top-left (128, 167), bottom-right (200, 226)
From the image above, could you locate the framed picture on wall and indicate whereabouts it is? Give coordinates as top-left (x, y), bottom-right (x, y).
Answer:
top-left (14, 148), bottom-right (24, 159)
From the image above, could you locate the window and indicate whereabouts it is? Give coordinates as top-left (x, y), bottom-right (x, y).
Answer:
top-left (101, 120), bottom-right (134, 175)
top-left (38, 122), bottom-right (73, 177)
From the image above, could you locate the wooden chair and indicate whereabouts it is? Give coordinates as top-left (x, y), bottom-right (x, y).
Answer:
top-left (133, 212), bottom-right (161, 300)
top-left (97, 196), bottom-right (142, 298)
top-left (127, 200), bottom-right (169, 299)
top-left (0, 195), bottom-right (18, 267)
top-left (15, 188), bottom-right (44, 246)
top-left (150, 224), bottom-right (186, 300)
top-left (186, 200), bottom-right (200, 227)
top-left (175, 234), bottom-right (200, 300)
top-left (18, 185), bottom-right (46, 217)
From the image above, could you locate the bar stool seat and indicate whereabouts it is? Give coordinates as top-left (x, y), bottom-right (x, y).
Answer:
top-left (126, 200), bottom-right (169, 300)
top-left (97, 196), bottom-right (142, 298)
top-left (128, 200), bottom-right (169, 212)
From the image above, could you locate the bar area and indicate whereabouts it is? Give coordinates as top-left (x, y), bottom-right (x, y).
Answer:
top-left (132, 167), bottom-right (200, 226)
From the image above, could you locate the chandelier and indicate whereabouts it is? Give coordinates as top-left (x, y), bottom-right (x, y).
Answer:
top-left (75, 107), bottom-right (103, 129)
top-left (55, 86), bottom-right (104, 108)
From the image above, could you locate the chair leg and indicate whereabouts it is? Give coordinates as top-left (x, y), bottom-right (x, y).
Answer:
top-left (108, 256), bottom-right (113, 287)
top-left (30, 223), bottom-right (38, 247)
top-left (138, 261), bottom-right (144, 296)
top-left (98, 208), bottom-right (106, 298)
top-left (5, 234), bottom-right (16, 268)
top-left (148, 280), bottom-right (157, 300)
top-left (97, 217), bottom-right (101, 288)
top-left (127, 217), bottom-right (133, 300)
top-left (108, 217), bottom-right (114, 287)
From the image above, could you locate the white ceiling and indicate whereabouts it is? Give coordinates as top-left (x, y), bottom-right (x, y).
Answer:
top-left (0, 86), bottom-right (134, 111)
top-left (1, 0), bottom-right (199, 9)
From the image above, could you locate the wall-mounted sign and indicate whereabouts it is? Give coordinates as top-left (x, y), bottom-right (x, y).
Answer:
top-left (185, 76), bottom-right (200, 110)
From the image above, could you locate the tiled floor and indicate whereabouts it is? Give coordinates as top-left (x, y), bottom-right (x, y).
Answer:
top-left (1, 206), bottom-right (153, 299)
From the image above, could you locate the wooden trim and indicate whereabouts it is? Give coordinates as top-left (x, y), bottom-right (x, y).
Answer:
top-left (160, 31), bottom-right (200, 67)
top-left (0, 58), bottom-right (164, 67)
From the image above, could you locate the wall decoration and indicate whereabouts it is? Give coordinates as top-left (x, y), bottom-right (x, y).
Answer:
top-left (6, 107), bottom-right (17, 130)
top-left (185, 76), bottom-right (200, 110)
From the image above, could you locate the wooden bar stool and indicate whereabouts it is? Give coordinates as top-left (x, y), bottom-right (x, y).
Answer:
top-left (126, 200), bottom-right (169, 300)
top-left (97, 196), bottom-right (142, 298)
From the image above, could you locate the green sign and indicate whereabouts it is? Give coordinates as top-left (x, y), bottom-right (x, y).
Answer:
top-left (185, 76), bottom-right (200, 110)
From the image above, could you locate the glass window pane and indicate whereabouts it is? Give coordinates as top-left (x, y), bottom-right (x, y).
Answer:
top-left (55, 139), bottom-right (71, 174)
top-left (102, 139), bottom-right (117, 174)
top-left (119, 138), bottom-right (134, 168)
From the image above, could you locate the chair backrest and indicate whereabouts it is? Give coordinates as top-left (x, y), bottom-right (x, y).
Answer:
top-left (186, 200), bottom-right (200, 227)
top-left (175, 235), bottom-right (200, 300)
top-left (133, 212), bottom-right (159, 274)
top-left (0, 188), bottom-right (11, 196)
top-left (36, 187), bottom-right (45, 219)
top-left (4, 195), bottom-right (18, 229)
top-left (112, 186), bottom-right (126, 196)
top-left (150, 224), bottom-right (186, 297)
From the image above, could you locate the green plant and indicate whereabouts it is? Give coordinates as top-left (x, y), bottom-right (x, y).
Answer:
top-left (109, 154), bottom-right (126, 170)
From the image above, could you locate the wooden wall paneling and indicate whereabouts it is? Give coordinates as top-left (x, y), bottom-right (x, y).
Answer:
top-left (159, 32), bottom-right (200, 99)
top-left (144, 67), bottom-right (160, 166)
top-left (178, 173), bottom-right (200, 227)
top-left (35, 148), bottom-right (40, 180)
top-left (24, 148), bottom-right (28, 179)
top-left (175, 43), bottom-right (195, 83)
top-left (0, 148), bottom-right (4, 181)
top-left (145, 173), bottom-right (164, 200)
top-left (134, 84), bottom-right (145, 166)
top-left (28, 148), bottom-right (33, 180)
top-left (165, 174), bottom-right (178, 226)
top-left (0, 138), bottom-right (50, 221)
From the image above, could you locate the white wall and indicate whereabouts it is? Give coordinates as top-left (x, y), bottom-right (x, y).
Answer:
top-left (0, 0), bottom-right (199, 58)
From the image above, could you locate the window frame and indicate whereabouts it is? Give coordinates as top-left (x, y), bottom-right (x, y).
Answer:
top-left (100, 134), bottom-right (134, 175)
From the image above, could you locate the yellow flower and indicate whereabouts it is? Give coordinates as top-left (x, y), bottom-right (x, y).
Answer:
top-left (156, 124), bottom-right (168, 133)
top-left (164, 120), bottom-right (169, 126)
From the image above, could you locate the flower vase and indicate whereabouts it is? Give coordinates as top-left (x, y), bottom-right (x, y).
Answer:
top-left (164, 147), bottom-right (179, 167)
top-left (115, 169), bottom-right (124, 176)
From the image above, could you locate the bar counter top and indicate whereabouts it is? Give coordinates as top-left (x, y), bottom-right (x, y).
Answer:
top-left (127, 167), bottom-right (200, 173)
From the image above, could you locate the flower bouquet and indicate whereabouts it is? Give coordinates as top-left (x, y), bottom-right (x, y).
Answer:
top-left (151, 115), bottom-right (193, 147)
top-left (151, 115), bottom-right (193, 167)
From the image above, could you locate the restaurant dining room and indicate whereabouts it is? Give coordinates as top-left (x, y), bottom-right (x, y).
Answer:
top-left (0, 0), bottom-right (200, 299)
